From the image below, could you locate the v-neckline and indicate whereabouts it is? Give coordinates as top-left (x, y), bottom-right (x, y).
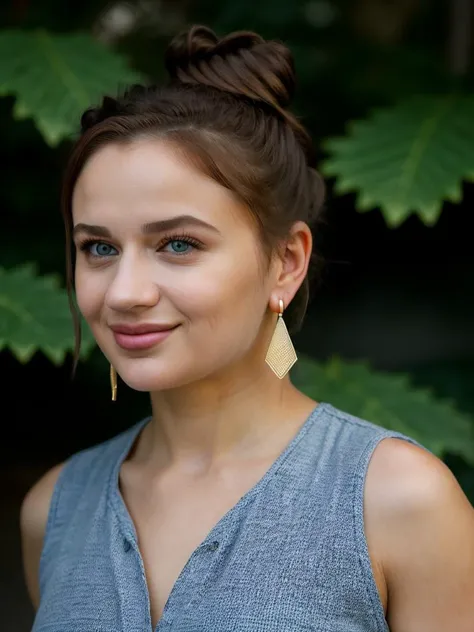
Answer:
top-left (108, 402), bottom-right (327, 631)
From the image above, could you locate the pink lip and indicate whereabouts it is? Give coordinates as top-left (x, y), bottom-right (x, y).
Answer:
top-left (110, 324), bottom-right (179, 350)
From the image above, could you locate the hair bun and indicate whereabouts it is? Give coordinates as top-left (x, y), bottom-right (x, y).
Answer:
top-left (164, 25), bottom-right (296, 110)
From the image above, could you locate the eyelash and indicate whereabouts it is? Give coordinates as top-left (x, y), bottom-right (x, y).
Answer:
top-left (78, 233), bottom-right (203, 258)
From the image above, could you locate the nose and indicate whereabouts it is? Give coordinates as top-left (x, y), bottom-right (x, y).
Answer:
top-left (105, 253), bottom-right (160, 313)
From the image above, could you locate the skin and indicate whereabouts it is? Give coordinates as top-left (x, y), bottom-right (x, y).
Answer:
top-left (20, 139), bottom-right (474, 630)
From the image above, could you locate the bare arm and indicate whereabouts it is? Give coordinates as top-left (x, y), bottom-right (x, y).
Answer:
top-left (365, 439), bottom-right (474, 632)
top-left (19, 463), bottom-right (65, 610)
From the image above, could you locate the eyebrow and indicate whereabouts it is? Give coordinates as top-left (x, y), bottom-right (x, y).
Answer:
top-left (72, 215), bottom-right (221, 239)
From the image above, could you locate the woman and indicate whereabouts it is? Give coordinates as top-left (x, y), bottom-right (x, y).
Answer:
top-left (21, 25), bottom-right (474, 632)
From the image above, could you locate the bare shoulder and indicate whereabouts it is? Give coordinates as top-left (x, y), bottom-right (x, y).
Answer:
top-left (21, 462), bottom-right (65, 528)
top-left (365, 437), bottom-right (471, 516)
top-left (365, 437), bottom-right (474, 632)
top-left (20, 462), bottom-right (65, 610)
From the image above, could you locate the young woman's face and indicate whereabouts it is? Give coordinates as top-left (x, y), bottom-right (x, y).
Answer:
top-left (72, 139), bottom-right (278, 391)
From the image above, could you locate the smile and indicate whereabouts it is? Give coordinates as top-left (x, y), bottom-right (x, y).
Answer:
top-left (110, 324), bottom-right (179, 350)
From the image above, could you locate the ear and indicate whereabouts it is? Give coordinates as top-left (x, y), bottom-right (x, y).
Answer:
top-left (269, 221), bottom-right (313, 312)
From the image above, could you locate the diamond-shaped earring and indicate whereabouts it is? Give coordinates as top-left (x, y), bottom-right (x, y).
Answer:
top-left (265, 299), bottom-right (297, 379)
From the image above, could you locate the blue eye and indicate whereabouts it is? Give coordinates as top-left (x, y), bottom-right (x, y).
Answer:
top-left (81, 241), bottom-right (117, 257)
top-left (166, 240), bottom-right (192, 254)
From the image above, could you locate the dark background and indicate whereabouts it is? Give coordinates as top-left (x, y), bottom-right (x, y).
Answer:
top-left (2, 1), bottom-right (474, 629)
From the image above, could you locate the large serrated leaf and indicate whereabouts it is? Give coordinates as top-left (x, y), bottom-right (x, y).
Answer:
top-left (321, 94), bottom-right (474, 227)
top-left (0, 264), bottom-right (95, 364)
top-left (0, 29), bottom-right (142, 146)
top-left (292, 355), bottom-right (474, 464)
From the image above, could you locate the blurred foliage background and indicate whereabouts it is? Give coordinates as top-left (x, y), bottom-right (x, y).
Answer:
top-left (1, 0), bottom-right (474, 626)
top-left (2, 0), bottom-right (474, 476)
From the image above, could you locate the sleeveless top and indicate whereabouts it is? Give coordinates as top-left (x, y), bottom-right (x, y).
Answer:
top-left (32, 402), bottom-right (427, 632)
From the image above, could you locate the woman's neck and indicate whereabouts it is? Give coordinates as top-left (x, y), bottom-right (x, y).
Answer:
top-left (139, 363), bottom-right (316, 473)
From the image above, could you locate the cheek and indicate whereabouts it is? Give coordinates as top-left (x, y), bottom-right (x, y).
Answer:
top-left (74, 266), bottom-right (104, 322)
top-left (171, 249), bottom-right (265, 326)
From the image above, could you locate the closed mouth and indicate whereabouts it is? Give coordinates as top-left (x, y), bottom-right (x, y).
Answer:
top-left (110, 325), bottom-right (180, 351)
top-left (110, 323), bottom-right (179, 335)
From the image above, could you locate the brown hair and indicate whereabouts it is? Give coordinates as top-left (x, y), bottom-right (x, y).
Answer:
top-left (62, 25), bottom-right (325, 368)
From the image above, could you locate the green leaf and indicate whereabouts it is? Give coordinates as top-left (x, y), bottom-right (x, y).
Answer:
top-left (292, 355), bottom-right (474, 464)
top-left (0, 29), bottom-right (142, 146)
top-left (321, 94), bottom-right (474, 227)
top-left (0, 264), bottom-right (95, 364)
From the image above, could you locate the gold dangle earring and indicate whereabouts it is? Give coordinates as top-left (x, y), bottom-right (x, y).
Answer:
top-left (110, 364), bottom-right (118, 401)
top-left (265, 299), bottom-right (297, 379)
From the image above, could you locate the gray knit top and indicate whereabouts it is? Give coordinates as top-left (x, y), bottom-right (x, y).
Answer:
top-left (33, 402), bottom-right (424, 631)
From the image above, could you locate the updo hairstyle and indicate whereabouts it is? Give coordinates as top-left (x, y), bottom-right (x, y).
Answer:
top-left (62, 25), bottom-right (326, 363)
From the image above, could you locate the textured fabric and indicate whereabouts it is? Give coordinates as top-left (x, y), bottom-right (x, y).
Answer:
top-left (33, 402), bottom-right (427, 632)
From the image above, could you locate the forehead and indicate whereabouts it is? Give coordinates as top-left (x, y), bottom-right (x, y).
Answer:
top-left (72, 138), bottom-right (252, 230)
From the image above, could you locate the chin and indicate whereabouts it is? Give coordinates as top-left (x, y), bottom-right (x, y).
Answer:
top-left (116, 357), bottom-right (204, 393)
